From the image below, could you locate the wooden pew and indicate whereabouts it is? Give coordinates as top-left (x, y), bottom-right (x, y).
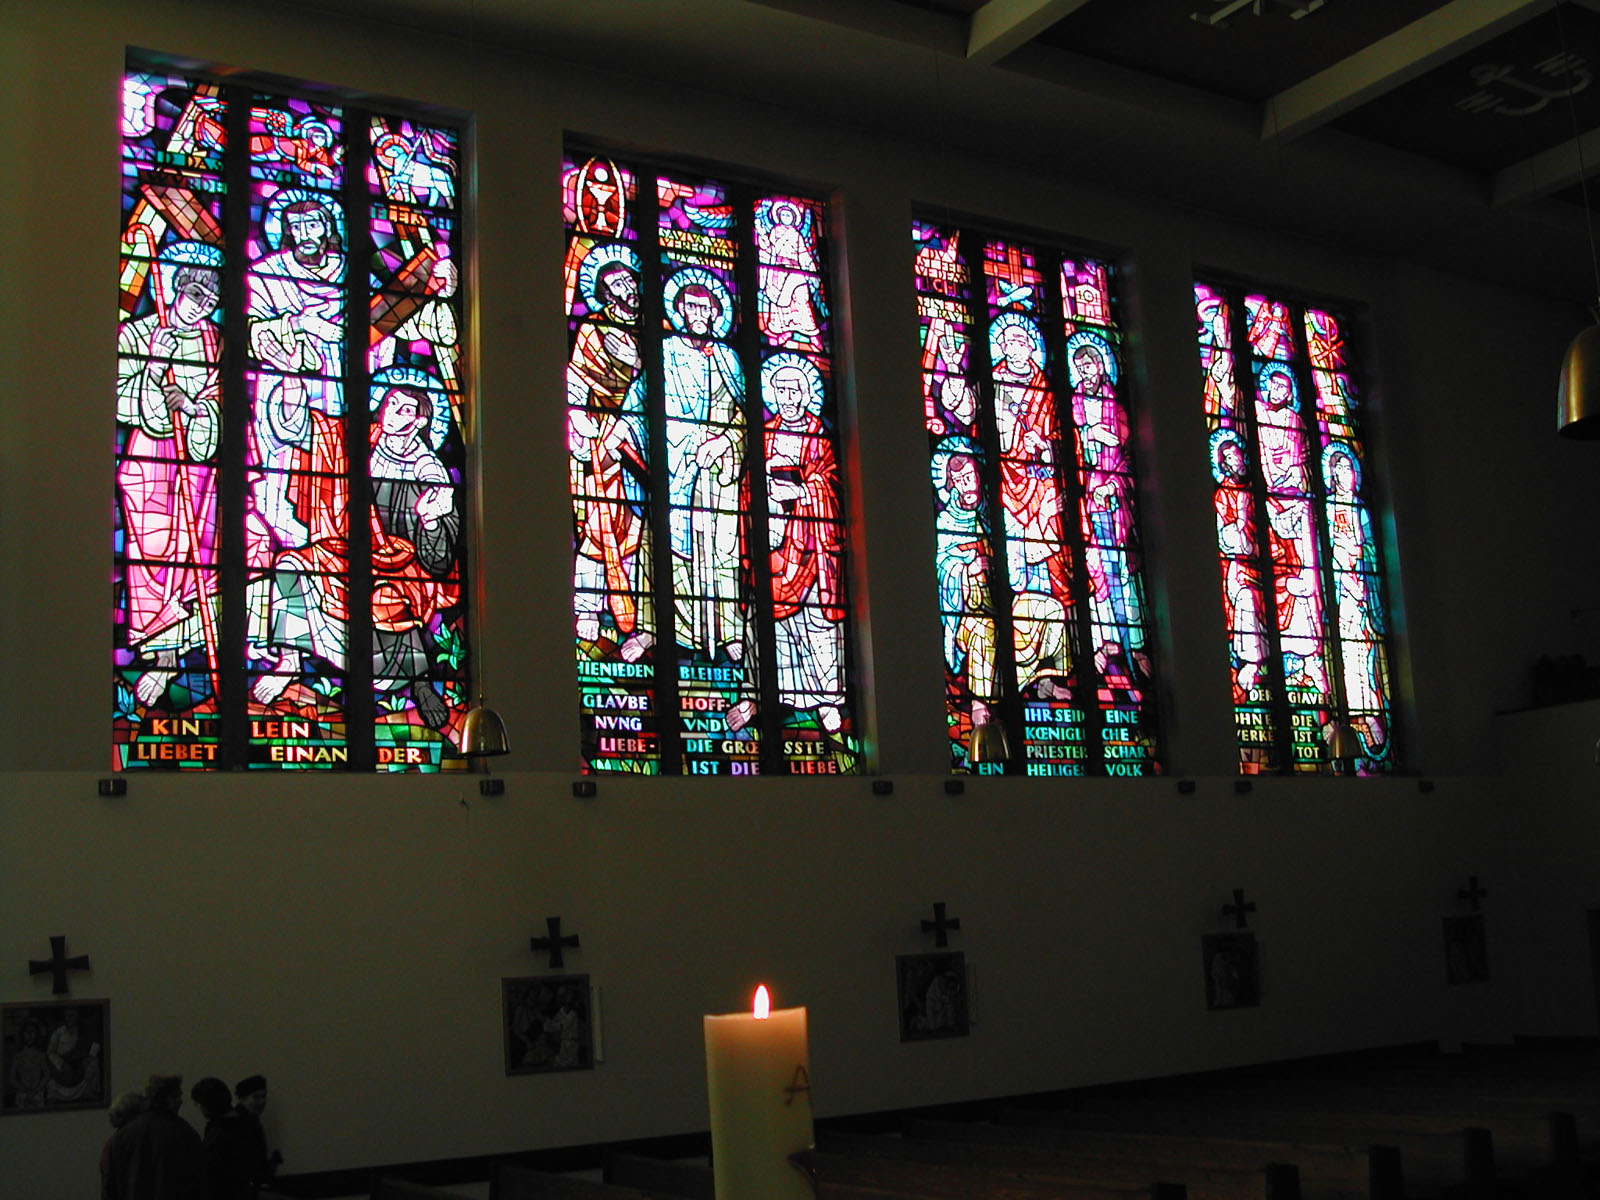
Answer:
top-left (817, 1127), bottom-right (1302, 1200)
top-left (1086, 1082), bottom-right (1564, 1176)
top-left (491, 1159), bottom-right (678, 1200)
top-left (905, 1114), bottom-right (1397, 1200)
top-left (371, 1180), bottom-right (478, 1200)
top-left (602, 1153), bottom-right (714, 1199)
top-left (1176, 1067), bottom-right (1597, 1161)
top-left (793, 1147), bottom-right (1189, 1200)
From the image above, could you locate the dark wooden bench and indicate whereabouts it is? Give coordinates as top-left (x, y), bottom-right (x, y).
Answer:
top-left (1090, 1083), bottom-right (1567, 1176)
top-left (491, 1159), bottom-right (677, 1200)
top-left (602, 1153), bottom-right (714, 1199)
top-left (793, 1147), bottom-right (1188, 1200)
top-left (1172, 1070), bottom-right (1597, 1162)
top-left (371, 1179), bottom-right (478, 1200)
top-left (817, 1126), bottom-right (1301, 1200)
top-left (910, 1113), bottom-right (1398, 1200)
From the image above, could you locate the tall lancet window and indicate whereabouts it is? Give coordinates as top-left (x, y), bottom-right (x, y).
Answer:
top-left (1194, 282), bottom-right (1395, 775)
top-left (563, 150), bottom-right (861, 776)
top-left (913, 220), bottom-right (1162, 777)
top-left (114, 62), bottom-right (470, 771)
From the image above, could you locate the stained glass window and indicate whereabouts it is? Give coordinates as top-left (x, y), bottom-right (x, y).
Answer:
top-left (114, 63), bottom-right (470, 771)
top-left (913, 220), bottom-right (1162, 777)
top-left (1194, 281), bottom-right (1394, 775)
top-left (564, 151), bottom-right (860, 776)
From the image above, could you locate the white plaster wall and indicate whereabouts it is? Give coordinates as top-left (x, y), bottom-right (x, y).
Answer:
top-left (0, 772), bottom-right (1516, 1197)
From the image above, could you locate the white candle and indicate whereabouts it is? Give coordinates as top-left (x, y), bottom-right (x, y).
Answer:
top-left (703, 985), bottom-right (814, 1200)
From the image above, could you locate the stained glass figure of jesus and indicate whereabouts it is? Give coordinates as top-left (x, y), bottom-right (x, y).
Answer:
top-left (990, 313), bottom-right (1070, 698)
top-left (245, 188), bottom-right (350, 706)
top-left (661, 269), bottom-right (746, 671)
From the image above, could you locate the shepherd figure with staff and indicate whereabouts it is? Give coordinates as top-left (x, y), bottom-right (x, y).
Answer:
top-left (115, 239), bottom-right (224, 707)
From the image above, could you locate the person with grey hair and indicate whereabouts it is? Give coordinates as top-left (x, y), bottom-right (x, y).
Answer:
top-left (102, 1072), bottom-right (204, 1200)
top-left (99, 1091), bottom-right (147, 1199)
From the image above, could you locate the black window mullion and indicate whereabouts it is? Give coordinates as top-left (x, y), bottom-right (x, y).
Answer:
top-left (216, 86), bottom-right (254, 769)
top-left (638, 174), bottom-right (684, 774)
top-left (1226, 289), bottom-right (1294, 774)
top-left (960, 231), bottom-right (1025, 776)
top-left (342, 108), bottom-right (375, 771)
top-left (729, 182), bottom-right (784, 778)
top-left (1040, 252), bottom-right (1105, 774)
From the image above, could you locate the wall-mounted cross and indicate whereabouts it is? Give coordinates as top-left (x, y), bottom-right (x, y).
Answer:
top-left (29, 935), bottom-right (91, 996)
top-left (530, 917), bottom-right (580, 969)
top-left (1458, 876), bottom-right (1488, 911)
top-left (1223, 889), bottom-right (1257, 929)
top-left (920, 902), bottom-right (962, 948)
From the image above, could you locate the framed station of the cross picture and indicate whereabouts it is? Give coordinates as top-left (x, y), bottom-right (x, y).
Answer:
top-left (1202, 932), bottom-right (1261, 1011)
top-left (502, 976), bottom-right (594, 1074)
top-left (2, 999), bottom-right (109, 1114)
top-left (1443, 914), bottom-right (1490, 985)
top-left (896, 951), bottom-right (969, 1041)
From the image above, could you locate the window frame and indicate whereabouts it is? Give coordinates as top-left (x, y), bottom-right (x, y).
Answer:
top-left (1195, 274), bottom-right (1398, 776)
top-left (113, 55), bottom-right (474, 772)
top-left (564, 143), bottom-right (863, 777)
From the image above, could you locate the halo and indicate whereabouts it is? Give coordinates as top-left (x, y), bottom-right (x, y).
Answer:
top-left (372, 131), bottom-right (408, 166)
top-left (759, 196), bottom-right (814, 241)
top-left (161, 240), bottom-right (224, 270)
top-left (761, 352), bottom-right (824, 414)
top-left (1254, 362), bottom-right (1298, 408)
top-left (372, 365), bottom-right (450, 451)
top-left (1320, 440), bottom-right (1362, 492)
top-left (1209, 427), bottom-right (1249, 484)
top-left (577, 242), bottom-right (641, 313)
top-left (988, 312), bottom-right (1045, 369)
top-left (262, 185), bottom-right (346, 254)
top-left (1065, 329), bottom-right (1118, 390)
top-left (297, 116), bottom-right (333, 144)
top-left (663, 266), bottom-right (735, 338)
top-left (155, 241), bottom-right (223, 311)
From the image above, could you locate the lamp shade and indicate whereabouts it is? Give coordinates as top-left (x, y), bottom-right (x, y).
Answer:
top-left (461, 701), bottom-right (510, 756)
top-left (1559, 322), bottom-right (1600, 438)
top-left (969, 717), bottom-right (1011, 765)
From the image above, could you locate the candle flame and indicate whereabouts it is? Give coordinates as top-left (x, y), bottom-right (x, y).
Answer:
top-left (753, 984), bottom-right (770, 1019)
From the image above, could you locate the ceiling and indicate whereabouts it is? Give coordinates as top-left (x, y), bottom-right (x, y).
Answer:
top-left (295, 0), bottom-right (1600, 303)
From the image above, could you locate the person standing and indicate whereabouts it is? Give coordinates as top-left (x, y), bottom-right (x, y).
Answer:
top-left (103, 1073), bottom-right (205, 1200)
top-left (233, 1075), bottom-right (281, 1194)
top-left (192, 1077), bottom-right (252, 1200)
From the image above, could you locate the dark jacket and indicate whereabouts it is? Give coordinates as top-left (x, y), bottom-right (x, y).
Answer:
top-left (103, 1106), bottom-right (207, 1200)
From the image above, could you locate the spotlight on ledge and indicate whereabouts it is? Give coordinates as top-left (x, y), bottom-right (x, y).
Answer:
top-left (1559, 321), bottom-right (1600, 439)
top-left (461, 697), bottom-right (510, 757)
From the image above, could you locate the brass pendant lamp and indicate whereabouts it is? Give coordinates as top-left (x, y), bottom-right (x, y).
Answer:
top-left (1556, 1), bottom-right (1600, 438)
top-left (968, 716), bottom-right (1012, 766)
top-left (462, 694), bottom-right (510, 757)
top-left (1558, 319), bottom-right (1600, 438)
